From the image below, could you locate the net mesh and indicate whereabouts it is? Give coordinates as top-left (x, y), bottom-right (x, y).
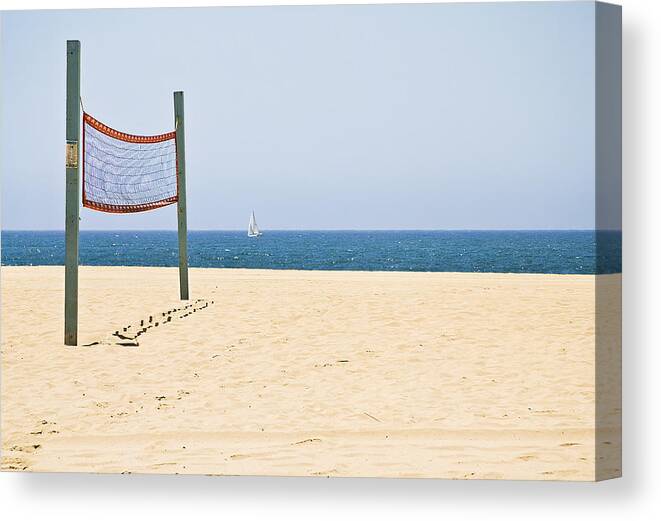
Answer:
top-left (82, 112), bottom-right (178, 213)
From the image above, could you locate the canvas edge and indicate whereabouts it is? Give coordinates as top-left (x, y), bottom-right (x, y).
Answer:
top-left (594, 0), bottom-right (622, 482)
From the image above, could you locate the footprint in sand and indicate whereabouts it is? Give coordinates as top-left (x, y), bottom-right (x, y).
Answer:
top-left (9, 444), bottom-right (41, 453)
top-left (517, 455), bottom-right (537, 461)
top-left (229, 453), bottom-right (252, 460)
top-left (2, 457), bottom-right (29, 471)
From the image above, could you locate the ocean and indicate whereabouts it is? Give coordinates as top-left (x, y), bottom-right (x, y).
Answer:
top-left (0, 230), bottom-right (621, 274)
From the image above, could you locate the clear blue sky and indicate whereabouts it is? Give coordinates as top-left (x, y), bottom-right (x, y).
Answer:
top-left (2, 2), bottom-right (597, 230)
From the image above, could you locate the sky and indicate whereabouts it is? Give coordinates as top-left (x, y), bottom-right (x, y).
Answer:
top-left (1, 2), bottom-right (599, 230)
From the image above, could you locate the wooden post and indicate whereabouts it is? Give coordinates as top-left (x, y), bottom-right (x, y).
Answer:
top-left (64, 40), bottom-right (80, 346)
top-left (174, 91), bottom-right (189, 300)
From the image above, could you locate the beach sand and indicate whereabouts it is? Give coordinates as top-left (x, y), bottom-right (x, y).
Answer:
top-left (1, 266), bottom-right (621, 480)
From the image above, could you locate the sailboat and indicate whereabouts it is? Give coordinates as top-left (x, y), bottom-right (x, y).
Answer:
top-left (248, 210), bottom-right (262, 237)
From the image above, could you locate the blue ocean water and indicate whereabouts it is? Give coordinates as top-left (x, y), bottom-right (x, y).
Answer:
top-left (0, 230), bottom-right (621, 274)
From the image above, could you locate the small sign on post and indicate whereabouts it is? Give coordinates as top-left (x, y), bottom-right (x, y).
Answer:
top-left (66, 141), bottom-right (78, 168)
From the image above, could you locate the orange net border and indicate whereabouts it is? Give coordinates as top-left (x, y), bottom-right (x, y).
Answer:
top-left (82, 112), bottom-right (178, 213)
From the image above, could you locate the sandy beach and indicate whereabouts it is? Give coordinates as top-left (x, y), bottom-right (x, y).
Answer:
top-left (1, 266), bottom-right (621, 480)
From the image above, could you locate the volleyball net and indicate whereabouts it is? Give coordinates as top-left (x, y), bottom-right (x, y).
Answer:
top-left (82, 112), bottom-right (178, 213)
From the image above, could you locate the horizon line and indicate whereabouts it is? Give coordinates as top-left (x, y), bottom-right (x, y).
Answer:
top-left (0, 228), bottom-right (622, 233)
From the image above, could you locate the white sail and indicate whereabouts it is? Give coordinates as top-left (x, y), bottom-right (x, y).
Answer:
top-left (248, 211), bottom-right (262, 237)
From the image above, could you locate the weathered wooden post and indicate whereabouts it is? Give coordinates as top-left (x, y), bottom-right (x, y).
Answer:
top-left (64, 40), bottom-right (80, 346)
top-left (174, 91), bottom-right (189, 300)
